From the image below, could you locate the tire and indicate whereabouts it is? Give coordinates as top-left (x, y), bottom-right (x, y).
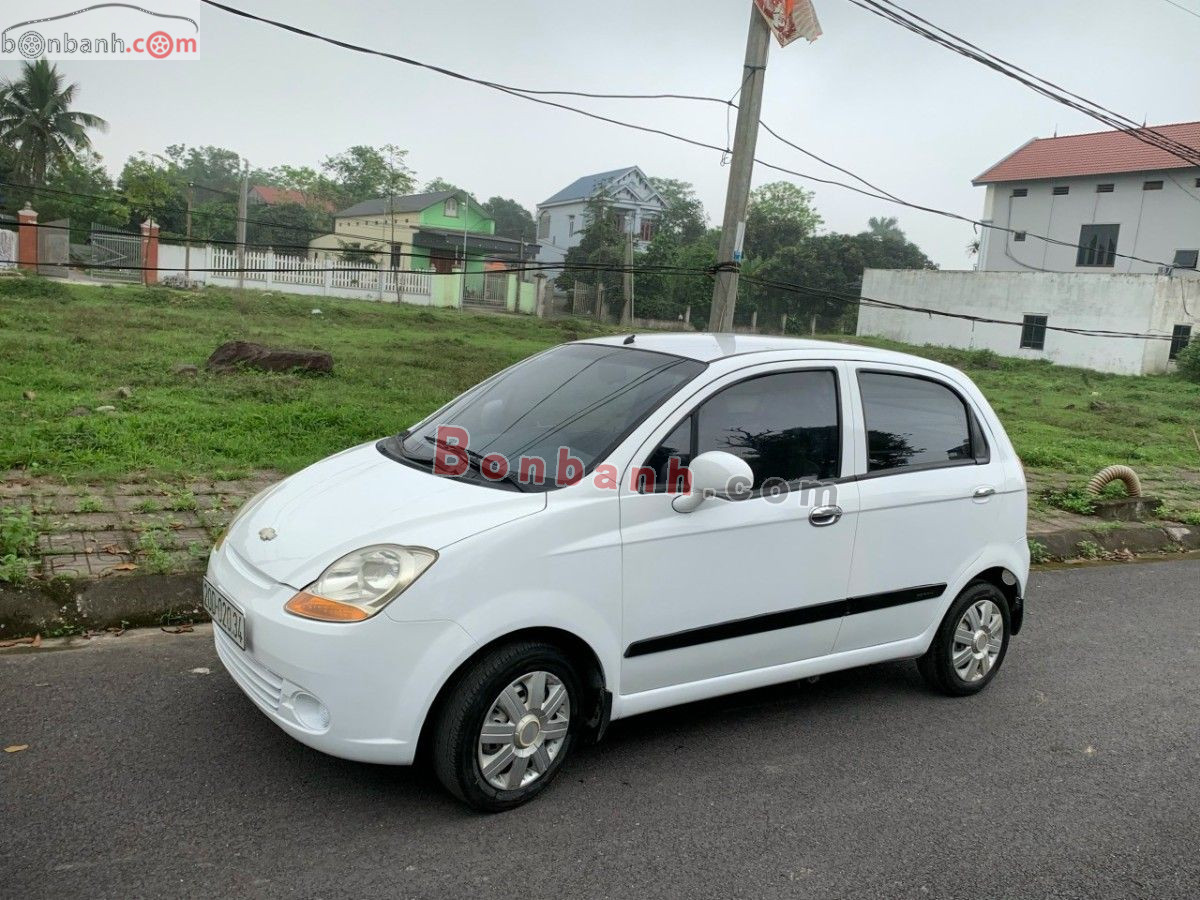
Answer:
top-left (917, 581), bottom-right (1011, 697)
top-left (431, 641), bottom-right (580, 812)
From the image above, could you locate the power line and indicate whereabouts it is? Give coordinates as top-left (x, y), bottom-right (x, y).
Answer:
top-left (2, 229), bottom-right (1182, 342)
top-left (186, 5), bottom-right (1191, 272)
top-left (843, 0), bottom-right (1200, 166)
top-left (1159, 0), bottom-right (1200, 21)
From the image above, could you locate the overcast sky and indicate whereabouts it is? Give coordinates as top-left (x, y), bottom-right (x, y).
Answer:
top-left (3, 0), bottom-right (1197, 267)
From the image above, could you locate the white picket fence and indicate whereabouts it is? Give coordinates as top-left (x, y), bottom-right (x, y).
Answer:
top-left (206, 247), bottom-right (432, 299)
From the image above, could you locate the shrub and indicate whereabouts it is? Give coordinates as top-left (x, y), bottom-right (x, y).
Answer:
top-left (1175, 339), bottom-right (1200, 383)
top-left (0, 275), bottom-right (69, 300)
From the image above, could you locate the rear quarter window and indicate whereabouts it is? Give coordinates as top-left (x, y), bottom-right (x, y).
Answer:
top-left (858, 371), bottom-right (981, 473)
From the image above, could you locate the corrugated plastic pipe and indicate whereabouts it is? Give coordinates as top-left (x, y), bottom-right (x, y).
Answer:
top-left (1085, 465), bottom-right (1142, 498)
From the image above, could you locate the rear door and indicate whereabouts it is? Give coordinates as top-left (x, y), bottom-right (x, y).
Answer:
top-left (835, 365), bottom-right (1004, 653)
top-left (618, 362), bottom-right (859, 695)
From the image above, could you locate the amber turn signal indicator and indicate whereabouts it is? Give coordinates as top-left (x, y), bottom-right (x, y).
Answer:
top-left (284, 592), bottom-right (370, 623)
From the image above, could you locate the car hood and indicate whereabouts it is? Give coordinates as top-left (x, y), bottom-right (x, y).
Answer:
top-left (228, 441), bottom-right (545, 587)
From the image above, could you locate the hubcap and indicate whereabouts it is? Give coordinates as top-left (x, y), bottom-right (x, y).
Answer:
top-left (951, 598), bottom-right (1004, 683)
top-left (477, 671), bottom-right (571, 791)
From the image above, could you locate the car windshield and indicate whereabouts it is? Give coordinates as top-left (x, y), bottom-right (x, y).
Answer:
top-left (388, 343), bottom-right (705, 491)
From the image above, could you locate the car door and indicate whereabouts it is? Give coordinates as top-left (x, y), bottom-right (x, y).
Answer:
top-left (618, 362), bottom-right (859, 696)
top-left (834, 364), bottom-right (1005, 653)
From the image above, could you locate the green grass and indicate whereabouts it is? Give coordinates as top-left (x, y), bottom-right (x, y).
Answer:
top-left (1, 278), bottom-right (1198, 522)
top-left (0, 278), bottom-right (614, 480)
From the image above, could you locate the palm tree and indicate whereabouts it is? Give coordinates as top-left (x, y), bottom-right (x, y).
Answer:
top-left (866, 216), bottom-right (905, 242)
top-left (0, 59), bottom-right (108, 186)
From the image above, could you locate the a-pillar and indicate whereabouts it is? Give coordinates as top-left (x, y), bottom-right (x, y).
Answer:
top-left (140, 218), bottom-right (160, 285)
top-left (17, 203), bottom-right (38, 272)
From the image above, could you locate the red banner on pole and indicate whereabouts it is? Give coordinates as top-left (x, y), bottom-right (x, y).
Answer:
top-left (754, 0), bottom-right (822, 46)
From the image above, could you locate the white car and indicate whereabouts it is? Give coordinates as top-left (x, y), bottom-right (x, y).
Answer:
top-left (205, 334), bottom-right (1028, 811)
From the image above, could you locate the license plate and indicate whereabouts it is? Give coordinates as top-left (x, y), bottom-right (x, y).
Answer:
top-left (203, 578), bottom-right (246, 649)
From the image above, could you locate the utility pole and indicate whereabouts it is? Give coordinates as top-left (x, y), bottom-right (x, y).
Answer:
top-left (184, 181), bottom-right (194, 280)
top-left (459, 194), bottom-right (469, 308)
top-left (236, 163), bottom-right (249, 297)
top-left (708, 5), bottom-right (772, 332)
top-left (622, 215), bottom-right (635, 326)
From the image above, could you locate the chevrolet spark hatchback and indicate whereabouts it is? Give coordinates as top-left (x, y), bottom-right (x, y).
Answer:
top-left (206, 334), bottom-right (1028, 811)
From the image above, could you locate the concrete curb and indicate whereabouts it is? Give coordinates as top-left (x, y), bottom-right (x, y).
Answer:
top-left (0, 574), bottom-right (204, 640)
top-left (1028, 522), bottom-right (1200, 561)
top-left (2, 521), bottom-right (1199, 640)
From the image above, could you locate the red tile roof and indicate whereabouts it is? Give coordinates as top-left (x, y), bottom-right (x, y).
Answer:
top-left (973, 121), bottom-right (1200, 184)
top-left (250, 185), bottom-right (335, 211)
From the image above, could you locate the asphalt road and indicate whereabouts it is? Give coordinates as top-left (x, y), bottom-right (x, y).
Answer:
top-left (3, 560), bottom-right (1198, 899)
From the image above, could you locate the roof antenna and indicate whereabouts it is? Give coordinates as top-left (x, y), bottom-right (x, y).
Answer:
top-left (623, 334), bottom-right (636, 345)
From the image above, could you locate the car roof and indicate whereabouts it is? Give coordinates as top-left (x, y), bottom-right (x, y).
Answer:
top-left (579, 332), bottom-right (952, 371)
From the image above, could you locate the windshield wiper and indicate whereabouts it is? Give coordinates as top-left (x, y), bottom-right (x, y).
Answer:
top-left (422, 435), bottom-right (527, 492)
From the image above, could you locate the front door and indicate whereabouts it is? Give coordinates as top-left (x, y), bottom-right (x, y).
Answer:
top-left (429, 250), bottom-right (455, 274)
top-left (836, 365), bottom-right (1007, 652)
top-left (619, 363), bottom-right (859, 696)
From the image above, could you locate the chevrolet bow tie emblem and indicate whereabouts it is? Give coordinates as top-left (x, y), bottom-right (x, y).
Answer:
top-left (259, 527), bottom-right (277, 541)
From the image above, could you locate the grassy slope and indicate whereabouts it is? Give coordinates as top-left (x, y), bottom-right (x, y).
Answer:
top-left (0, 278), bottom-right (613, 480)
top-left (1, 278), bottom-right (1198, 514)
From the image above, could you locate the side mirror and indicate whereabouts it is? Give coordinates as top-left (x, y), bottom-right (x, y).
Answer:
top-left (671, 451), bottom-right (754, 513)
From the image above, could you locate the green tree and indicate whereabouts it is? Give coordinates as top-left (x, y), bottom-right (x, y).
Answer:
top-left (755, 229), bottom-right (936, 333)
top-left (246, 202), bottom-right (329, 252)
top-left (483, 196), bottom-right (535, 241)
top-left (558, 195), bottom-right (624, 297)
top-left (43, 152), bottom-right (128, 242)
top-left (322, 144), bottom-right (414, 206)
top-left (745, 182), bottom-right (822, 263)
top-left (649, 177), bottom-right (707, 243)
top-left (422, 177), bottom-right (473, 198)
top-left (0, 59), bottom-right (108, 185)
top-left (866, 216), bottom-right (906, 242)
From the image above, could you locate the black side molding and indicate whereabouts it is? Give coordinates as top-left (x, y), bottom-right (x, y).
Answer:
top-left (624, 584), bottom-right (946, 658)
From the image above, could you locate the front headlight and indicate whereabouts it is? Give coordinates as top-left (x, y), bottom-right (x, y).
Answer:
top-left (284, 544), bottom-right (437, 623)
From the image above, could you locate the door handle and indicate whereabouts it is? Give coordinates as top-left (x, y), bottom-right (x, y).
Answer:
top-left (809, 505), bottom-right (843, 527)
top-left (973, 486), bottom-right (997, 499)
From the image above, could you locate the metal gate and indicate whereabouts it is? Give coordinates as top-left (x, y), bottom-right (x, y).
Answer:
top-left (88, 228), bottom-right (143, 282)
top-left (37, 217), bottom-right (70, 278)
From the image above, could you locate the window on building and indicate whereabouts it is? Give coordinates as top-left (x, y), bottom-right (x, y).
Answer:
top-left (1020, 314), bottom-right (1048, 351)
top-left (1013, 231), bottom-right (1027, 242)
top-left (537, 212), bottom-right (550, 240)
top-left (1011, 188), bottom-right (1028, 198)
top-left (1052, 185), bottom-right (1070, 195)
top-left (444, 197), bottom-right (459, 217)
top-left (1173, 249), bottom-right (1199, 269)
top-left (1076, 224), bottom-right (1119, 267)
top-left (1170, 325), bottom-right (1193, 361)
top-left (1143, 180), bottom-right (1164, 191)
top-left (567, 214), bottom-right (576, 235)
top-left (1096, 183), bottom-right (1115, 193)
top-left (858, 373), bottom-right (976, 473)
top-left (640, 218), bottom-right (657, 242)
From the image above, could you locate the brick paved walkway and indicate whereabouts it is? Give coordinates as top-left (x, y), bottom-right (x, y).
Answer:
top-left (0, 472), bottom-right (278, 581)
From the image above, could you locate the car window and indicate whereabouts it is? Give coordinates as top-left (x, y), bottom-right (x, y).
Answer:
top-left (858, 372), bottom-right (974, 472)
top-left (644, 370), bottom-right (841, 492)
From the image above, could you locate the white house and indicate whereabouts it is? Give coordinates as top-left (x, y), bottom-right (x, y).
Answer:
top-left (535, 166), bottom-right (666, 272)
top-left (857, 121), bottom-right (1200, 375)
top-left (974, 121), bottom-right (1200, 274)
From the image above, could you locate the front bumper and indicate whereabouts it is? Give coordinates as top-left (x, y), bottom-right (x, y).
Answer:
top-left (206, 544), bottom-right (475, 765)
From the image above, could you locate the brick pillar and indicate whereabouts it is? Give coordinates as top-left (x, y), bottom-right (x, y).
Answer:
top-left (141, 218), bottom-right (160, 285)
top-left (17, 203), bottom-right (38, 272)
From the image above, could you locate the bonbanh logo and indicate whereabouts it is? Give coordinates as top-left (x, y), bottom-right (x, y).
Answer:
top-left (1, 3), bottom-right (200, 61)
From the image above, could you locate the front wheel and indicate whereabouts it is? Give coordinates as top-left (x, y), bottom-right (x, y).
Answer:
top-left (917, 582), bottom-right (1010, 696)
top-left (431, 641), bottom-right (579, 812)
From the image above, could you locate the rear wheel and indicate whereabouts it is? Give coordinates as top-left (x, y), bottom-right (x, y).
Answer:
top-left (431, 641), bottom-right (579, 812)
top-left (917, 582), bottom-right (1010, 696)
